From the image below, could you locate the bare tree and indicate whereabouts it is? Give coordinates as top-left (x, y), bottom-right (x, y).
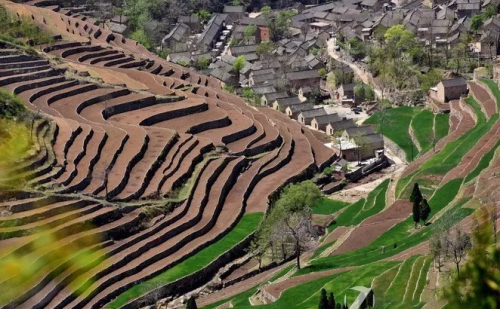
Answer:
top-left (446, 228), bottom-right (471, 276)
top-left (282, 208), bottom-right (314, 270)
top-left (479, 195), bottom-right (499, 244)
top-left (430, 231), bottom-right (447, 272)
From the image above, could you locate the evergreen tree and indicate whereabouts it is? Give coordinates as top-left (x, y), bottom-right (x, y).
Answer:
top-left (318, 289), bottom-right (329, 309)
top-left (410, 183), bottom-right (422, 202)
top-left (328, 292), bottom-right (336, 309)
top-left (420, 198), bottom-right (431, 225)
top-left (413, 198), bottom-right (421, 229)
top-left (186, 296), bottom-right (198, 309)
top-left (335, 304), bottom-right (342, 309)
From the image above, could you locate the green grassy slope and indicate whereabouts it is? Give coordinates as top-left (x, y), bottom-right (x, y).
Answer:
top-left (364, 107), bottom-right (421, 161)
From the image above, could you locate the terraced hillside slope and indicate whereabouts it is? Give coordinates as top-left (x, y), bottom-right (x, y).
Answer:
top-left (0, 1), bottom-right (338, 309)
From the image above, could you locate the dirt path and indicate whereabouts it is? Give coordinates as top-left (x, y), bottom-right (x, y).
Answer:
top-left (327, 39), bottom-right (382, 99)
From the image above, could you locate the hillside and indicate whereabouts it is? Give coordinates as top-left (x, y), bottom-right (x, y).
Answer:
top-left (0, 1), bottom-right (498, 309)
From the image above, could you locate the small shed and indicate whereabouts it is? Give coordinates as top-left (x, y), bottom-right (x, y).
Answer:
top-left (435, 77), bottom-right (468, 103)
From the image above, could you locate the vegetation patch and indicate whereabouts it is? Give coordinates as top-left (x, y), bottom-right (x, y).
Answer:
top-left (364, 107), bottom-right (421, 161)
top-left (334, 179), bottom-right (389, 227)
top-left (107, 212), bottom-right (263, 309)
top-left (434, 113), bottom-right (450, 142)
top-left (312, 198), bottom-right (350, 215)
top-left (411, 109), bottom-right (434, 153)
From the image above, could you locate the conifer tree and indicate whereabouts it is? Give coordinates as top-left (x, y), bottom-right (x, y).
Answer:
top-left (318, 289), bottom-right (329, 309)
top-left (186, 296), bottom-right (198, 309)
top-left (413, 198), bottom-right (421, 229)
top-left (410, 183), bottom-right (422, 202)
top-left (328, 292), bottom-right (336, 309)
top-left (420, 198), bottom-right (431, 225)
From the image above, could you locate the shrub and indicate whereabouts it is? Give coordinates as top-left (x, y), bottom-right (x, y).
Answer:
top-left (322, 166), bottom-right (334, 176)
top-left (0, 88), bottom-right (26, 119)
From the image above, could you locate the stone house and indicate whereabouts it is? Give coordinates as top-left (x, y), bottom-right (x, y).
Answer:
top-left (196, 14), bottom-right (227, 52)
top-left (286, 102), bottom-right (315, 119)
top-left (162, 23), bottom-right (191, 51)
top-left (262, 91), bottom-right (289, 106)
top-left (311, 113), bottom-right (342, 131)
top-left (273, 96), bottom-right (303, 112)
top-left (286, 69), bottom-right (321, 89)
top-left (177, 15), bottom-right (201, 33)
top-left (223, 6), bottom-right (246, 23)
top-left (298, 108), bottom-right (328, 125)
top-left (336, 83), bottom-right (355, 101)
top-left (431, 77), bottom-right (468, 103)
top-left (326, 119), bottom-right (356, 135)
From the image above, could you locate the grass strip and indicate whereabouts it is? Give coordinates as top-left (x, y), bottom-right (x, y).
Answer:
top-left (464, 140), bottom-right (500, 183)
top-left (312, 198), bottom-right (350, 215)
top-left (434, 113), bottom-right (450, 143)
top-left (107, 212), bottom-right (263, 309)
top-left (411, 109), bottom-right (434, 153)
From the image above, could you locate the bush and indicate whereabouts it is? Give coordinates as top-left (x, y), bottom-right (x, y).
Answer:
top-left (322, 166), bottom-right (334, 176)
top-left (0, 88), bottom-right (26, 119)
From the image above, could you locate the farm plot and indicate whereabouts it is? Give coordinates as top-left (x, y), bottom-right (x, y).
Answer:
top-left (364, 107), bottom-right (421, 162)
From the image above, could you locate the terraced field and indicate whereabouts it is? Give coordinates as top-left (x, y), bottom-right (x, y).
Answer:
top-left (0, 1), bottom-right (499, 309)
top-left (0, 1), bottom-right (338, 308)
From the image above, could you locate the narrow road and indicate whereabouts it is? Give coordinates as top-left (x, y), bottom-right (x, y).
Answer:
top-left (327, 38), bottom-right (382, 99)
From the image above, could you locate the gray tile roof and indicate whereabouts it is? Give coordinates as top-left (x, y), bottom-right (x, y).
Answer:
top-left (263, 91), bottom-right (289, 101)
top-left (275, 96), bottom-right (303, 106)
top-left (163, 23), bottom-right (190, 42)
top-left (198, 14), bottom-right (227, 46)
top-left (327, 119), bottom-right (356, 131)
top-left (299, 108), bottom-right (328, 119)
top-left (230, 44), bottom-right (258, 55)
top-left (313, 113), bottom-right (342, 125)
top-left (287, 69), bottom-right (320, 80)
top-left (223, 5), bottom-right (245, 13)
top-left (441, 77), bottom-right (467, 88)
top-left (345, 125), bottom-right (375, 137)
top-left (288, 102), bottom-right (314, 113)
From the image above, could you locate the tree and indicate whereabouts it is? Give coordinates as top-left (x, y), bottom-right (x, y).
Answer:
top-left (420, 198), bottom-right (431, 225)
top-left (328, 292), bottom-right (336, 309)
top-left (244, 24), bottom-right (257, 44)
top-left (268, 10), bottom-right (296, 41)
top-left (318, 289), bottom-right (329, 309)
top-left (196, 56), bottom-right (210, 70)
top-left (195, 9), bottom-right (212, 23)
top-left (412, 198), bottom-right (421, 229)
top-left (419, 68), bottom-right (442, 93)
top-left (430, 231), bottom-right (446, 272)
top-left (233, 56), bottom-right (246, 83)
top-left (410, 183), bottom-right (422, 203)
top-left (376, 99), bottom-right (392, 137)
top-left (446, 228), bottom-right (472, 276)
top-left (318, 68), bottom-right (327, 78)
top-left (255, 181), bottom-right (322, 269)
top-left (364, 85), bottom-right (374, 102)
top-left (470, 14), bottom-right (484, 34)
top-left (354, 83), bottom-right (366, 103)
top-left (256, 41), bottom-right (276, 68)
top-left (443, 208), bottom-right (500, 308)
top-left (186, 296), bottom-right (198, 309)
